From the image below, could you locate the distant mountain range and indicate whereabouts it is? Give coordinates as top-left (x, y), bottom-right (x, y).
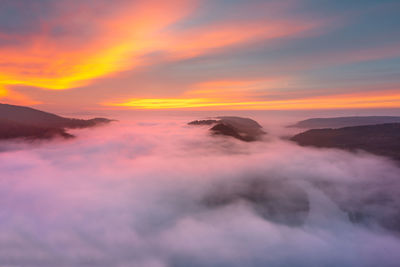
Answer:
top-left (291, 123), bottom-right (400, 161)
top-left (289, 116), bottom-right (400, 128)
top-left (0, 103), bottom-right (112, 140)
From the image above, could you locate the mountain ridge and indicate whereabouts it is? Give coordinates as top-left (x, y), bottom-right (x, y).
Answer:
top-left (0, 103), bottom-right (113, 140)
top-left (291, 123), bottom-right (400, 161)
top-left (289, 116), bottom-right (400, 129)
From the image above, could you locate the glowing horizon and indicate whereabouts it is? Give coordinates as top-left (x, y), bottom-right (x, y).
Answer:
top-left (104, 90), bottom-right (400, 110)
top-left (0, 0), bottom-right (399, 111)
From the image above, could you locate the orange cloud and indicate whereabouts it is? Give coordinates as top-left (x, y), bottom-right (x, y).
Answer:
top-left (104, 90), bottom-right (400, 110)
top-left (0, 1), bottom-right (316, 91)
top-left (0, 0), bottom-right (196, 90)
top-left (0, 86), bottom-right (40, 105)
top-left (159, 19), bottom-right (315, 59)
top-left (186, 78), bottom-right (289, 98)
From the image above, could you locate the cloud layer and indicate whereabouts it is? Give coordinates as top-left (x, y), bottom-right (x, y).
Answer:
top-left (1, 116), bottom-right (400, 266)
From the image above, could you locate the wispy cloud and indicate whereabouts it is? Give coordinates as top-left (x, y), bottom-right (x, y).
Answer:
top-left (0, 0), bottom-right (315, 92)
top-left (0, 0), bottom-right (399, 110)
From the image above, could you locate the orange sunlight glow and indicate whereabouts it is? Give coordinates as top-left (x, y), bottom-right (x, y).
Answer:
top-left (0, 0), bottom-right (195, 90)
top-left (104, 90), bottom-right (400, 110)
top-left (0, 1), bottom-right (315, 92)
top-left (187, 79), bottom-right (289, 98)
top-left (0, 86), bottom-right (40, 105)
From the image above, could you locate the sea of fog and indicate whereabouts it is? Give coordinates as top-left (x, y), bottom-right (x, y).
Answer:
top-left (1, 110), bottom-right (400, 267)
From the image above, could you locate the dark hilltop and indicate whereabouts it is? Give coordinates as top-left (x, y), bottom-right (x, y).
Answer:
top-left (290, 118), bottom-right (400, 162)
top-left (189, 116), bottom-right (266, 142)
top-left (0, 103), bottom-right (113, 140)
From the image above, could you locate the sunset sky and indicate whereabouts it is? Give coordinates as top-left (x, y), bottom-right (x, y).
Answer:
top-left (0, 0), bottom-right (399, 111)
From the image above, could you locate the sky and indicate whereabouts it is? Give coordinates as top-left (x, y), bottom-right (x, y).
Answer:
top-left (0, 0), bottom-right (399, 112)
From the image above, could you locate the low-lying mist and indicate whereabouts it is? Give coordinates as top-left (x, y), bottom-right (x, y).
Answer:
top-left (1, 116), bottom-right (400, 267)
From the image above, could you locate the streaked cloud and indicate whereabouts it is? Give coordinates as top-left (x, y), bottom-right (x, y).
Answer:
top-left (105, 89), bottom-right (400, 110)
top-left (0, 0), bottom-right (196, 90)
top-left (0, 0), bottom-right (399, 110)
top-left (0, 0), bottom-right (314, 91)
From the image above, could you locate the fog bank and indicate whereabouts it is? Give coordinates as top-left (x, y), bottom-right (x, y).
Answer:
top-left (1, 116), bottom-right (400, 267)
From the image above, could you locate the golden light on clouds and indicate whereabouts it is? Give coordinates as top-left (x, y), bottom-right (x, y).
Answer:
top-left (0, 86), bottom-right (40, 105)
top-left (187, 79), bottom-right (289, 98)
top-left (0, 0), bottom-right (398, 110)
top-left (0, 0), bottom-right (313, 92)
top-left (105, 90), bottom-right (400, 110)
top-left (0, 0), bottom-right (195, 90)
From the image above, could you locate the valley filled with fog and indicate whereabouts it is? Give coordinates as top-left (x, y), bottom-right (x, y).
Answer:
top-left (1, 114), bottom-right (400, 267)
